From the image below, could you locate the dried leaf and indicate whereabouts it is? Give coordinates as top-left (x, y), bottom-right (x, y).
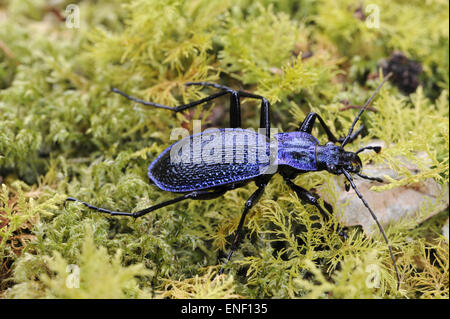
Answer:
top-left (319, 159), bottom-right (449, 236)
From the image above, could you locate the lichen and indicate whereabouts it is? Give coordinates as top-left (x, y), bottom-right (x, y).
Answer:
top-left (0, 0), bottom-right (448, 299)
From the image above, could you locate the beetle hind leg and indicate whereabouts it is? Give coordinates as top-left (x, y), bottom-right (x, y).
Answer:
top-left (65, 188), bottom-right (228, 219)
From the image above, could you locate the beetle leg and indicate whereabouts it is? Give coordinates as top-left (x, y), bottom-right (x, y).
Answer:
top-left (229, 92), bottom-right (242, 128)
top-left (299, 112), bottom-right (365, 145)
top-left (186, 82), bottom-right (243, 128)
top-left (114, 83), bottom-right (272, 136)
top-left (113, 86), bottom-right (243, 128)
top-left (187, 82), bottom-right (271, 138)
top-left (238, 91), bottom-right (271, 139)
top-left (185, 82), bottom-right (234, 91)
top-left (111, 87), bottom-right (229, 113)
top-left (337, 125), bottom-right (365, 144)
top-left (113, 84), bottom-right (244, 129)
top-left (284, 179), bottom-right (330, 220)
top-left (356, 145), bottom-right (381, 154)
top-left (219, 184), bottom-right (267, 275)
top-left (299, 112), bottom-right (339, 143)
top-left (260, 97), bottom-right (271, 139)
top-left (66, 188), bottom-right (228, 219)
top-left (284, 179), bottom-right (348, 239)
top-left (65, 195), bottom-right (188, 218)
top-left (356, 173), bottom-right (383, 183)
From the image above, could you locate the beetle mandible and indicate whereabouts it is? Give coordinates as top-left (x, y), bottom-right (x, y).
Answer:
top-left (67, 73), bottom-right (400, 289)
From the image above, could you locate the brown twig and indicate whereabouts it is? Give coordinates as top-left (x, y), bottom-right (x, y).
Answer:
top-left (0, 39), bottom-right (19, 65)
top-left (339, 99), bottom-right (378, 113)
top-left (47, 7), bottom-right (65, 22)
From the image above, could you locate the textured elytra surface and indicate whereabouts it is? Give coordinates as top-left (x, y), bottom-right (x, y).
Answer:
top-left (148, 129), bottom-right (274, 192)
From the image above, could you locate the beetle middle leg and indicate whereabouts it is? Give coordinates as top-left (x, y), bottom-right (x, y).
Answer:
top-left (299, 112), bottom-right (365, 145)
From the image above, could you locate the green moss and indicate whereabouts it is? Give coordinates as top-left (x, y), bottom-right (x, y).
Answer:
top-left (0, 0), bottom-right (448, 299)
top-left (315, 0), bottom-right (449, 97)
top-left (160, 268), bottom-right (241, 299)
top-left (8, 226), bottom-right (153, 298)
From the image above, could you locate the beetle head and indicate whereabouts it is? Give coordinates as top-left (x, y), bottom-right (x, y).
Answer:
top-left (317, 142), bottom-right (362, 175)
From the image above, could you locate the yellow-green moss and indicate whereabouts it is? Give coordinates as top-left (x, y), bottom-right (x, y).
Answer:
top-left (0, 0), bottom-right (448, 299)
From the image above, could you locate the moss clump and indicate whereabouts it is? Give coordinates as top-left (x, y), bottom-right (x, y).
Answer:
top-left (0, 0), bottom-right (448, 298)
top-left (7, 226), bottom-right (153, 298)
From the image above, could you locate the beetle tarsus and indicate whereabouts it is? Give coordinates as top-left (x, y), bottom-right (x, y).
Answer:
top-left (357, 173), bottom-right (383, 183)
top-left (356, 145), bottom-right (382, 154)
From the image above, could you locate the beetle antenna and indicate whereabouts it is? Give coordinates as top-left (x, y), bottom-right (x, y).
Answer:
top-left (342, 169), bottom-right (400, 290)
top-left (341, 73), bottom-right (392, 147)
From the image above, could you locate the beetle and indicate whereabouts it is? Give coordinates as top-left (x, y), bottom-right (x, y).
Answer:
top-left (67, 73), bottom-right (400, 289)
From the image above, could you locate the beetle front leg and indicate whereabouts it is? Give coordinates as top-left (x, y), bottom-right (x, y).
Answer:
top-left (284, 179), bottom-right (348, 239)
top-left (356, 173), bottom-right (383, 183)
top-left (284, 179), bottom-right (330, 220)
top-left (337, 125), bottom-right (365, 144)
top-left (299, 112), bottom-right (338, 143)
top-left (299, 112), bottom-right (365, 145)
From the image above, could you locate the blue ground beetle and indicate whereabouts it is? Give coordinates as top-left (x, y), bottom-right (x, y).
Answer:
top-left (67, 73), bottom-right (400, 289)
